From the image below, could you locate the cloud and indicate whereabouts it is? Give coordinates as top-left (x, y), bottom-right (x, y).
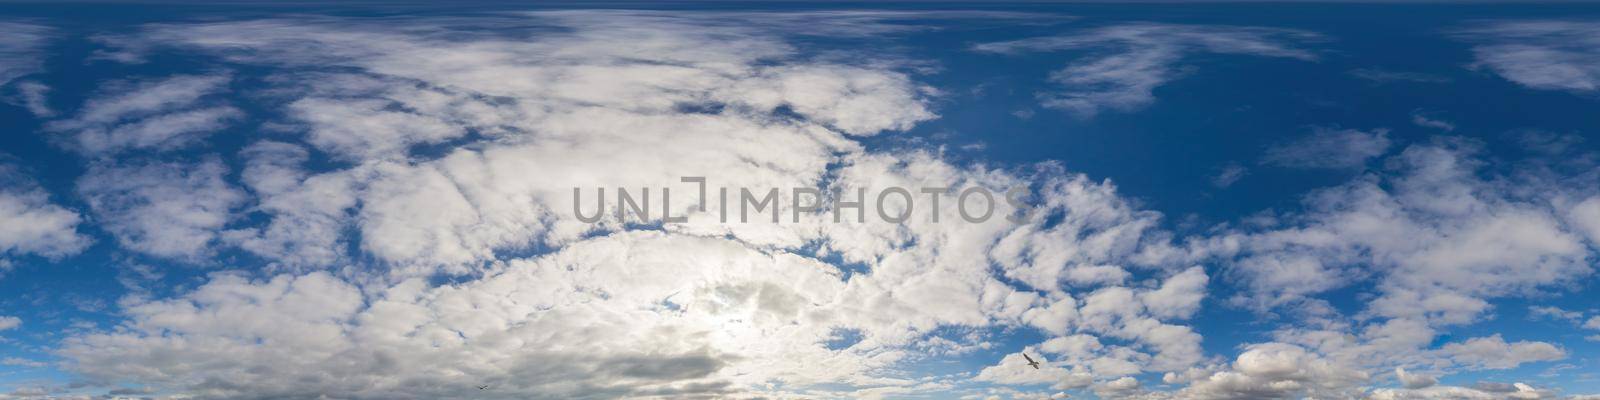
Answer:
top-left (1410, 111), bottom-right (1455, 132)
top-left (1222, 140), bottom-right (1596, 321)
top-left (58, 12), bottom-right (1211, 399)
top-left (1395, 367), bottom-right (1437, 389)
top-left (0, 315), bottom-right (19, 331)
top-left (974, 23), bottom-right (1319, 117)
top-left (975, 353), bottom-right (1094, 390)
top-left (95, 15), bottom-right (941, 272)
top-left (0, 162), bottom-right (90, 267)
top-left (8, 80), bottom-right (53, 117)
top-left (1091, 376), bottom-right (1142, 399)
top-left (1174, 342), bottom-right (1369, 399)
top-left (1211, 163), bottom-right (1247, 188)
top-left (0, 357), bottom-right (46, 368)
top-left (1368, 383), bottom-right (1556, 400)
top-left (1439, 335), bottom-right (1565, 370)
top-left (1347, 68), bottom-right (1451, 84)
top-left (1528, 305), bottom-right (1583, 323)
top-left (1262, 127), bottom-right (1391, 169)
top-left (59, 233), bottom-right (996, 398)
top-left (1149, 135), bottom-right (1596, 398)
top-left (0, 22), bottom-right (49, 87)
top-left (35, 11), bottom-right (1600, 400)
top-left (76, 158), bottom-right (245, 260)
top-left (44, 73), bottom-right (239, 156)
top-left (1456, 21), bottom-right (1600, 93)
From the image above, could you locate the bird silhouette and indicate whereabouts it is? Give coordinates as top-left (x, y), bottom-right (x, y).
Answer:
top-left (477, 385), bottom-right (489, 390)
top-left (1022, 353), bottom-right (1040, 369)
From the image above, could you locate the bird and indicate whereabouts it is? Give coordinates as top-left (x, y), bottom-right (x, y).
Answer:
top-left (1022, 353), bottom-right (1040, 369)
top-left (477, 385), bottom-right (489, 390)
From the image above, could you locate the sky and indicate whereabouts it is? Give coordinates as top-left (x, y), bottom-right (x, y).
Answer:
top-left (2, 2), bottom-right (1600, 400)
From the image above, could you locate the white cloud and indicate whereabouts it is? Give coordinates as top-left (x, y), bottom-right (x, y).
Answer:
top-left (1456, 21), bottom-right (1600, 93)
top-left (1262, 127), bottom-right (1391, 169)
top-left (1528, 305), bottom-right (1583, 323)
top-left (1211, 163), bottom-right (1247, 188)
top-left (76, 158), bottom-right (244, 260)
top-left (1175, 342), bottom-right (1368, 399)
top-left (0, 315), bottom-right (19, 331)
top-left (1568, 196), bottom-right (1600, 246)
top-left (45, 74), bottom-right (239, 156)
top-left (1166, 136), bottom-right (1596, 397)
top-left (1438, 335), bottom-right (1565, 370)
top-left (0, 163), bottom-right (90, 266)
top-left (57, 13), bottom-right (1212, 399)
top-left (1368, 383), bottom-right (1556, 400)
top-left (975, 353), bottom-right (1094, 390)
top-left (974, 23), bottom-right (1319, 117)
top-left (1213, 140), bottom-right (1593, 322)
top-left (7, 80), bottom-right (53, 117)
top-left (61, 233), bottom-right (883, 398)
top-left (1409, 111), bottom-right (1455, 132)
top-left (40, 11), bottom-right (1600, 400)
top-left (99, 15), bottom-right (941, 272)
top-left (1395, 367), bottom-right (1436, 389)
top-left (222, 141), bottom-right (352, 269)
top-left (0, 357), bottom-right (46, 368)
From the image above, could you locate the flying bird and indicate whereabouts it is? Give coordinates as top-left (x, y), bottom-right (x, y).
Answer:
top-left (1022, 353), bottom-right (1040, 369)
top-left (477, 385), bottom-right (489, 390)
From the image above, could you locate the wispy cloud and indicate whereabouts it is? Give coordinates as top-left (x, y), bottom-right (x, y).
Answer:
top-left (0, 22), bottom-right (50, 87)
top-left (1348, 68), bottom-right (1451, 84)
top-left (1262, 127), bottom-right (1392, 169)
top-left (1411, 110), bottom-right (1456, 132)
top-left (975, 23), bottom-right (1321, 117)
top-left (45, 73), bottom-right (239, 156)
top-left (1212, 163), bottom-right (1248, 188)
top-left (1456, 20), bottom-right (1600, 93)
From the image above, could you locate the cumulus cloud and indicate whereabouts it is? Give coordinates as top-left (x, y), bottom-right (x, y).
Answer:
top-left (1456, 21), bottom-right (1600, 93)
top-left (974, 23), bottom-right (1319, 117)
top-left (1158, 136), bottom-right (1597, 398)
top-left (91, 15), bottom-right (940, 272)
top-left (57, 12), bottom-right (1210, 399)
top-left (36, 11), bottom-right (1600, 400)
top-left (76, 158), bottom-right (245, 260)
top-left (1262, 127), bottom-right (1392, 170)
top-left (975, 352), bottom-right (1094, 390)
top-left (1174, 342), bottom-right (1368, 399)
top-left (1368, 383), bottom-right (1556, 400)
top-left (1438, 335), bottom-right (1565, 370)
top-left (0, 315), bottom-right (19, 331)
top-left (1219, 140), bottom-right (1596, 322)
top-left (1395, 367), bottom-right (1437, 389)
top-left (0, 162), bottom-right (90, 267)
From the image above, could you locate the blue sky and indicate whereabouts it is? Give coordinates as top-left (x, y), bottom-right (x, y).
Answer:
top-left (2, 2), bottom-right (1600, 399)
